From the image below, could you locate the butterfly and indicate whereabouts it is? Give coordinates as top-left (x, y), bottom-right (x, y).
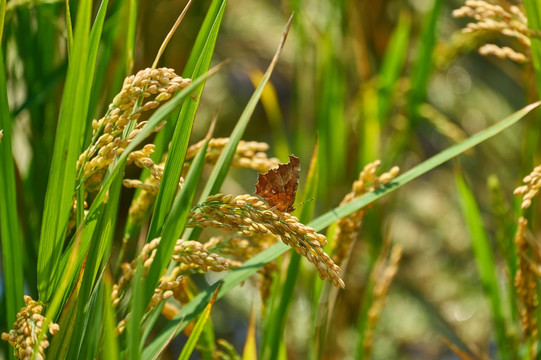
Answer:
top-left (255, 154), bottom-right (300, 213)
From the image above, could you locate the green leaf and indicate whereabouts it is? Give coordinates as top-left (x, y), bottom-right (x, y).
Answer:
top-left (37, 0), bottom-right (94, 301)
top-left (524, 1), bottom-right (541, 96)
top-left (242, 307), bottom-right (258, 360)
top-left (127, 260), bottom-right (145, 360)
top-left (146, 0), bottom-right (227, 241)
top-left (177, 284), bottom-right (221, 360)
top-left (0, 0), bottom-right (6, 41)
top-left (378, 11), bottom-right (411, 125)
top-left (409, 0), bottom-right (442, 125)
top-left (101, 273), bottom-right (120, 360)
top-left (126, 0), bottom-right (137, 73)
top-left (455, 172), bottom-right (511, 359)
top-left (310, 102), bottom-right (541, 232)
top-left (261, 139), bottom-right (319, 360)
top-left (0, 46), bottom-right (24, 335)
top-left (143, 138), bottom-right (210, 308)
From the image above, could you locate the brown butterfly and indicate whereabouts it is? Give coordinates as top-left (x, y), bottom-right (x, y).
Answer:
top-left (255, 155), bottom-right (300, 213)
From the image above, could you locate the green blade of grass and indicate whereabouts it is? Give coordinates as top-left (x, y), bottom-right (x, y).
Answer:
top-left (311, 101), bottom-right (541, 231)
top-left (66, 171), bottom-right (123, 358)
top-left (127, 260), bottom-right (145, 360)
top-left (378, 11), bottom-right (411, 125)
top-left (72, 277), bottom-right (104, 360)
top-left (521, 2), bottom-right (541, 172)
top-left (316, 38), bottom-right (347, 191)
top-left (83, 0), bottom-right (109, 135)
top-left (123, 0), bottom-right (227, 253)
top-left (409, 0), bottom-right (442, 126)
top-left (143, 138), bottom-right (209, 309)
top-left (128, 138), bottom-right (210, 357)
top-left (455, 172), bottom-right (510, 359)
top-left (37, 0), bottom-right (94, 301)
top-left (523, 1), bottom-right (541, 95)
top-left (487, 175), bottom-right (519, 325)
top-left (47, 282), bottom-right (80, 359)
top-left (182, 0), bottom-right (225, 78)
top-left (87, 1), bottom-right (130, 129)
top-left (177, 284), bottom-right (221, 360)
top-left (248, 70), bottom-right (290, 161)
top-left (101, 272), bottom-right (120, 360)
top-left (261, 139), bottom-right (319, 360)
top-left (242, 306), bottom-right (258, 360)
top-left (143, 101), bottom-right (539, 355)
top-left (65, 0), bottom-right (73, 56)
top-left (0, 0), bottom-right (5, 41)
top-left (130, 139), bottom-right (208, 357)
top-left (359, 85), bottom-right (381, 167)
top-left (146, 0), bottom-right (226, 241)
top-left (126, 0), bottom-right (137, 73)
top-left (0, 47), bottom-right (24, 333)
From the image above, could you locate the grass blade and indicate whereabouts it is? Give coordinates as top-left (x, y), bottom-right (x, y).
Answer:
top-left (455, 172), bottom-right (510, 358)
top-left (128, 137), bottom-right (210, 357)
top-left (409, 0), bottom-right (442, 125)
top-left (523, 1), bottom-right (541, 93)
top-left (378, 11), bottom-right (411, 125)
top-left (0, 0), bottom-right (5, 41)
top-left (261, 139), bottom-right (319, 360)
top-left (177, 284), bottom-right (221, 360)
top-left (310, 101), bottom-right (541, 231)
top-left (521, 1), bottom-right (541, 172)
top-left (248, 70), bottom-right (290, 161)
top-left (101, 273), bottom-right (120, 360)
top-left (242, 306), bottom-right (258, 360)
top-left (37, 0), bottom-right (94, 301)
top-left (146, 0), bottom-right (226, 241)
top-left (0, 47), bottom-right (24, 333)
top-left (144, 139), bottom-right (210, 308)
top-left (126, 0), bottom-right (137, 73)
top-left (127, 261), bottom-right (145, 360)
top-left (183, 0), bottom-right (226, 77)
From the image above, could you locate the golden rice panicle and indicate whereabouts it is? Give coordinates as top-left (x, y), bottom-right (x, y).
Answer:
top-left (362, 245), bottom-right (402, 359)
top-left (514, 165), bottom-right (541, 209)
top-left (1, 296), bottom-right (59, 360)
top-left (452, 1), bottom-right (537, 63)
top-left (184, 137), bottom-right (280, 173)
top-left (76, 67), bottom-right (191, 192)
top-left (513, 217), bottom-right (538, 340)
top-left (112, 237), bottom-right (232, 312)
top-left (126, 144), bottom-right (165, 182)
top-left (189, 193), bottom-right (345, 288)
top-left (332, 161), bottom-right (399, 264)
